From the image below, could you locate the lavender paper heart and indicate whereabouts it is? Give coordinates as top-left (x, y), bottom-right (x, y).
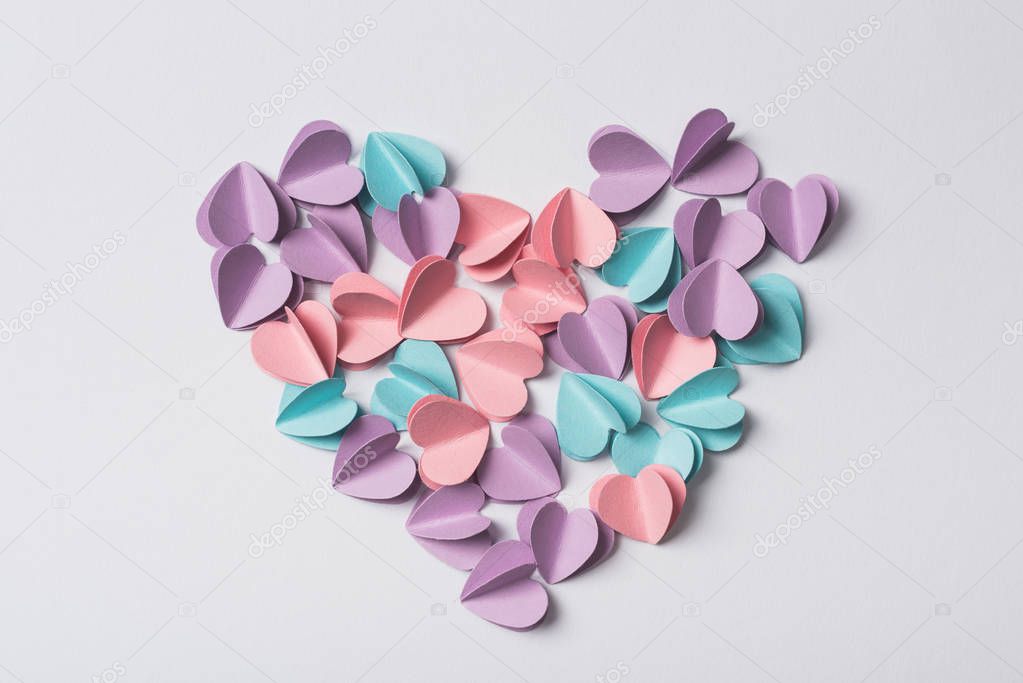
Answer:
top-left (546, 296), bottom-right (637, 379)
top-left (667, 259), bottom-right (763, 340)
top-left (371, 186), bottom-right (459, 265)
top-left (280, 204), bottom-right (366, 282)
top-left (528, 500), bottom-right (600, 583)
top-left (213, 244), bottom-right (295, 330)
top-left (476, 416), bottom-right (561, 502)
top-left (332, 415), bottom-right (417, 500)
top-left (405, 482), bottom-right (490, 540)
top-left (277, 120), bottom-right (364, 205)
top-left (197, 162), bottom-right (296, 247)
top-left (671, 108), bottom-right (759, 196)
top-left (588, 125), bottom-right (670, 214)
top-left (674, 197), bottom-right (765, 270)
top-left (460, 540), bottom-right (548, 630)
top-left (748, 174), bottom-right (839, 262)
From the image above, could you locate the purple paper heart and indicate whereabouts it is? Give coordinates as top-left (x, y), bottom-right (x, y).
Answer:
top-left (748, 174), bottom-right (839, 262)
top-left (460, 540), bottom-right (548, 630)
top-left (197, 162), bottom-right (295, 247)
top-left (371, 186), bottom-right (459, 265)
top-left (671, 109), bottom-right (759, 196)
top-left (667, 259), bottom-right (763, 340)
top-left (476, 417), bottom-right (561, 502)
top-left (280, 206), bottom-right (366, 282)
top-left (311, 204), bottom-right (368, 271)
top-left (674, 197), bottom-right (765, 270)
top-left (528, 500), bottom-right (599, 583)
top-left (332, 415), bottom-right (417, 500)
top-left (588, 124), bottom-right (670, 214)
top-left (278, 120), bottom-right (364, 206)
top-left (546, 296), bottom-right (637, 379)
top-left (405, 482), bottom-right (490, 540)
top-left (213, 244), bottom-right (294, 330)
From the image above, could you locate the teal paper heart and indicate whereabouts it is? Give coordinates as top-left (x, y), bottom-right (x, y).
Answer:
top-left (601, 227), bottom-right (682, 313)
top-left (371, 340), bottom-right (457, 430)
top-left (277, 377), bottom-right (359, 450)
top-left (657, 366), bottom-right (745, 451)
top-left (362, 132), bottom-right (446, 211)
top-left (718, 274), bottom-right (803, 364)
top-left (610, 422), bottom-right (704, 481)
top-left (557, 373), bottom-right (641, 461)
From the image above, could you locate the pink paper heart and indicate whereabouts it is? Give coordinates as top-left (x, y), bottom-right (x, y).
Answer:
top-left (632, 313), bottom-right (716, 400)
top-left (671, 108), bottom-right (759, 196)
top-left (592, 466), bottom-right (678, 544)
top-left (408, 395), bottom-right (490, 487)
top-left (330, 273), bottom-right (402, 366)
top-left (531, 188), bottom-right (618, 268)
top-left (250, 301), bottom-right (339, 386)
top-left (476, 417), bottom-right (561, 501)
top-left (455, 193), bottom-right (531, 282)
top-left (371, 187), bottom-right (460, 265)
top-left (587, 125), bottom-right (670, 214)
top-left (398, 256), bottom-right (487, 342)
top-left (673, 197), bottom-right (765, 269)
top-left (455, 329), bottom-right (544, 422)
top-left (749, 175), bottom-right (838, 262)
top-left (501, 253), bottom-right (587, 336)
top-left (667, 260), bottom-right (762, 340)
top-left (277, 120), bottom-right (364, 205)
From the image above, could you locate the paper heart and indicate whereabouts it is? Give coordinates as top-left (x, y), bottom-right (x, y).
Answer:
top-left (591, 466), bottom-right (683, 544)
top-left (406, 482), bottom-right (491, 540)
top-left (455, 329), bottom-right (544, 422)
top-left (501, 250), bottom-right (587, 336)
top-left (408, 395), bottom-right (490, 487)
top-left (362, 131), bottom-right (446, 212)
top-left (674, 197), bottom-right (765, 270)
top-left (372, 340), bottom-right (458, 430)
top-left (276, 120), bottom-right (363, 206)
top-left (546, 296), bottom-right (635, 379)
top-left (587, 125), bottom-right (670, 214)
top-left (330, 273), bottom-right (403, 366)
top-left (667, 259), bottom-right (762, 340)
top-left (719, 273), bottom-right (804, 364)
top-left (476, 415), bottom-right (561, 501)
top-left (610, 422), bottom-right (704, 482)
top-left (527, 499), bottom-right (601, 584)
top-left (601, 228), bottom-right (682, 313)
top-left (517, 497), bottom-right (615, 571)
top-left (197, 162), bottom-right (295, 247)
top-left (671, 108), bottom-right (759, 196)
top-left (213, 244), bottom-right (297, 330)
top-left (455, 193), bottom-right (531, 282)
top-left (591, 465), bottom-right (686, 535)
top-left (371, 187), bottom-right (460, 265)
top-left (556, 373), bottom-right (641, 461)
top-left (531, 188), bottom-right (618, 268)
top-left (251, 300), bottom-right (339, 385)
top-left (276, 376), bottom-right (357, 451)
top-left (398, 256), bottom-right (487, 343)
top-left (657, 366), bottom-right (744, 451)
top-left (632, 313), bottom-right (716, 399)
top-left (332, 415), bottom-right (417, 500)
top-left (280, 206), bottom-right (366, 282)
top-left (460, 540), bottom-right (548, 630)
top-left (748, 174), bottom-right (839, 262)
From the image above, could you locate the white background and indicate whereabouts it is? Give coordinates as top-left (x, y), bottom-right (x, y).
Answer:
top-left (1, 1), bottom-right (1022, 681)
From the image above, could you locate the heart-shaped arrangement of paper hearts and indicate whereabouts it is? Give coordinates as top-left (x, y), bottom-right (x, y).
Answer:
top-left (195, 112), bottom-right (839, 630)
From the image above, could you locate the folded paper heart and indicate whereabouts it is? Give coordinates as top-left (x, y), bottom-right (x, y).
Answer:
top-left (601, 227), bottom-right (682, 313)
top-left (408, 395), bottom-right (490, 487)
top-left (673, 197), bottom-right (765, 270)
top-left (610, 422), bottom-right (704, 481)
top-left (590, 465), bottom-right (687, 543)
top-left (718, 274), bottom-right (804, 364)
top-left (398, 256), bottom-right (487, 343)
top-left (276, 375), bottom-right (357, 451)
top-left (587, 125), bottom-right (670, 214)
top-left (671, 108), bottom-right (759, 196)
top-left (748, 174), bottom-right (838, 262)
top-left (197, 162), bottom-right (296, 247)
top-left (557, 373), bottom-right (641, 461)
top-left (667, 259), bottom-right (762, 340)
top-left (251, 300), bottom-right (339, 385)
top-left (657, 366), bottom-right (744, 451)
top-left (460, 540), bottom-right (549, 630)
top-left (371, 187), bottom-right (459, 265)
top-left (501, 247), bottom-right (586, 336)
top-left (361, 131), bottom-right (446, 213)
top-left (454, 193), bottom-right (531, 282)
top-left (517, 497), bottom-right (614, 572)
top-left (213, 244), bottom-right (301, 330)
top-left (280, 205), bottom-right (366, 282)
top-left (372, 340), bottom-right (458, 430)
top-left (330, 273), bottom-right (403, 367)
top-left (632, 313), bottom-right (716, 399)
top-left (545, 296), bottom-right (636, 379)
top-left (332, 415), bottom-right (417, 500)
top-left (455, 329), bottom-right (544, 422)
top-left (523, 498), bottom-right (609, 584)
top-left (277, 120), bottom-right (364, 206)
top-left (406, 482), bottom-right (493, 570)
top-left (531, 187), bottom-right (618, 268)
top-left (476, 415), bottom-right (561, 501)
